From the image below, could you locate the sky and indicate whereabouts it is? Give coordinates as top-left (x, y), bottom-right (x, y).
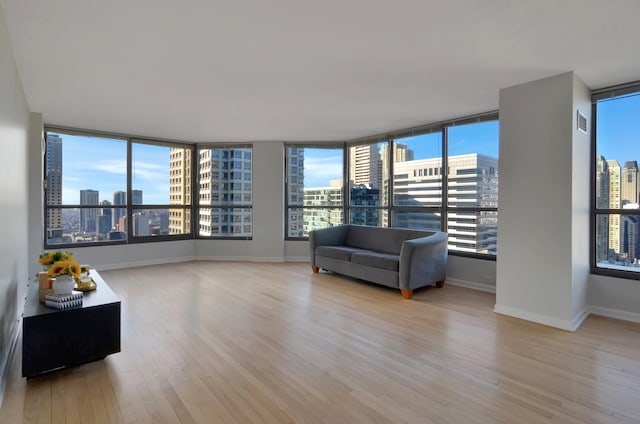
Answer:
top-left (53, 133), bottom-right (170, 205)
top-left (596, 92), bottom-right (640, 165)
top-left (301, 120), bottom-right (500, 187)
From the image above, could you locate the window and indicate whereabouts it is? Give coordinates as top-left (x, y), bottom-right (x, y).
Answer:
top-left (198, 145), bottom-right (252, 238)
top-left (348, 141), bottom-right (389, 227)
top-left (44, 129), bottom-right (194, 247)
top-left (593, 87), bottom-right (640, 276)
top-left (447, 121), bottom-right (499, 255)
top-left (285, 145), bottom-right (344, 238)
top-left (45, 130), bottom-right (127, 245)
top-left (284, 113), bottom-right (499, 259)
top-left (131, 140), bottom-right (192, 239)
top-left (392, 132), bottom-right (442, 231)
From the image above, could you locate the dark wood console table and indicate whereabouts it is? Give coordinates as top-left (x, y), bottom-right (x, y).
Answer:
top-left (22, 270), bottom-right (121, 378)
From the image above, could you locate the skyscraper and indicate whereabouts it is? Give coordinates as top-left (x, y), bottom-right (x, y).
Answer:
top-left (112, 191), bottom-right (126, 231)
top-left (98, 200), bottom-right (113, 235)
top-left (45, 134), bottom-right (63, 240)
top-left (595, 156), bottom-right (610, 262)
top-left (169, 147), bottom-right (191, 234)
top-left (608, 160), bottom-right (622, 256)
top-left (287, 147), bottom-right (305, 237)
top-left (622, 160), bottom-right (639, 206)
top-left (80, 189), bottom-right (99, 234)
top-left (198, 148), bottom-right (252, 237)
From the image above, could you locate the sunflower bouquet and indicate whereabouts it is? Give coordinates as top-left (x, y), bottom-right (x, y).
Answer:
top-left (39, 250), bottom-right (82, 279)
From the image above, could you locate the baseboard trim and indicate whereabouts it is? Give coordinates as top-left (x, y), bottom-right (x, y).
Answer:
top-left (572, 308), bottom-right (590, 331)
top-left (196, 256), bottom-right (286, 263)
top-left (446, 278), bottom-right (496, 293)
top-left (0, 318), bottom-right (21, 409)
top-left (97, 256), bottom-right (197, 271)
top-left (494, 304), bottom-right (575, 331)
top-left (284, 256), bottom-right (309, 263)
top-left (588, 306), bottom-right (640, 324)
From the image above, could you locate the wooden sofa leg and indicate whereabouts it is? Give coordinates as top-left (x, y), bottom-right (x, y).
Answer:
top-left (311, 265), bottom-right (319, 273)
top-left (436, 280), bottom-right (445, 288)
top-left (401, 289), bottom-right (413, 299)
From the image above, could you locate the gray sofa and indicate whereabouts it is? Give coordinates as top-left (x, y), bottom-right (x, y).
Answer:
top-left (309, 224), bottom-right (448, 299)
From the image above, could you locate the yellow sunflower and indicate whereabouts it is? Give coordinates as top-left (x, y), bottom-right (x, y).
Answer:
top-left (38, 252), bottom-right (55, 266)
top-left (47, 258), bottom-right (82, 278)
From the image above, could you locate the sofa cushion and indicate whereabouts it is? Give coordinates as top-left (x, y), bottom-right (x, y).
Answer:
top-left (315, 246), bottom-right (363, 262)
top-left (344, 225), bottom-right (434, 255)
top-left (350, 251), bottom-right (400, 272)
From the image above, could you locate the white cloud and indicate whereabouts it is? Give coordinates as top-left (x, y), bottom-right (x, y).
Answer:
top-left (302, 155), bottom-right (343, 187)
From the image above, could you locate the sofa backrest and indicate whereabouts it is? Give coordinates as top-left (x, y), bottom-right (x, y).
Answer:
top-left (344, 225), bottom-right (435, 255)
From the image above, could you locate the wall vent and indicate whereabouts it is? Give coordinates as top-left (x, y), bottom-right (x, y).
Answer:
top-left (577, 110), bottom-right (588, 134)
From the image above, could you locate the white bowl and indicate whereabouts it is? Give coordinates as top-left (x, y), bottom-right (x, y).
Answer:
top-left (53, 276), bottom-right (75, 294)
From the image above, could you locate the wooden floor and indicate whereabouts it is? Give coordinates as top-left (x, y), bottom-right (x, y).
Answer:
top-left (1, 262), bottom-right (640, 423)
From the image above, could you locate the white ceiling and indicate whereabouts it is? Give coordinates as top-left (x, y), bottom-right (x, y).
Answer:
top-left (2, 0), bottom-right (640, 142)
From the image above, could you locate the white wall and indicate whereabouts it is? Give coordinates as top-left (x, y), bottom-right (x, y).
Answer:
top-left (496, 72), bottom-right (590, 331)
top-left (589, 274), bottom-right (640, 322)
top-left (0, 3), bottom-right (31, 404)
top-left (570, 75), bottom-right (591, 327)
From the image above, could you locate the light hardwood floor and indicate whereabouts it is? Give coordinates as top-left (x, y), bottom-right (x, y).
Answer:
top-left (1, 261), bottom-right (639, 423)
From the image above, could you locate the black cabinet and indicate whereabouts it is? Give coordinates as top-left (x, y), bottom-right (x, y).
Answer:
top-left (22, 270), bottom-right (121, 378)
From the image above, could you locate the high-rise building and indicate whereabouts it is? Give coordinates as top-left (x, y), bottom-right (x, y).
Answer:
top-left (608, 160), bottom-right (622, 256)
top-left (45, 134), bottom-right (63, 240)
top-left (622, 160), bottom-right (639, 206)
top-left (349, 144), bottom-right (382, 189)
top-left (393, 153), bottom-right (498, 254)
top-left (132, 211), bottom-right (150, 236)
top-left (112, 191), bottom-right (126, 230)
top-left (595, 156), bottom-right (610, 262)
top-left (621, 203), bottom-right (640, 263)
top-left (169, 147), bottom-right (191, 234)
top-left (113, 189), bottom-right (142, 233)
top-left (198, 148), bottom-right (252, 236)
top-left (303, 180), bottom-right (344, 234)
top-left (80, 189), bottom-right (99, 234)
top-left (98, 200), bottom-right (113, 235)
top-left (287, 147), bottom-right (305, 237)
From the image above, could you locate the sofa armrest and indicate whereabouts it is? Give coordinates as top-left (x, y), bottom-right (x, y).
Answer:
top-left (399, 232), bottom-right (448, 291)
top-left (309, 225), bottom-right (351, 266)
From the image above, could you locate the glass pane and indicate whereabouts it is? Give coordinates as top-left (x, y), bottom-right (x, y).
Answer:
top-left (304, 208), bottom-right (343, 235)
top-left (349, 208), bottom-right (386, 227)
top-left (348, 142), bottom-right (389, 207)
top-left (447, 211), bottom-right (497, 255)
top-left (286, 147), bottom-right (343, 207)
top-left (199, 207), bottom-right (252, 237)
top-left (132, 143), bottom-right (190, 205)
top-left (392, 210), bottom-right (441, 231)
top-left (447, 121), bottom-right (499, 208)
top-left (595, 213), bottom-right (640, 271)
top-left (596, 93), bottom-right (640, 209)
top-left (287, 208), bottom-right (305, 238)
top-left (46, 208), bottom-right (127, 245)
top-left (199, 147), bottom-right (252, 207)
top-left (46, 132), bottom-right (127, 207)
top-left (393, 133), bottom-right (442, 207)
top-left (131, 208), bottom-right (189, 236)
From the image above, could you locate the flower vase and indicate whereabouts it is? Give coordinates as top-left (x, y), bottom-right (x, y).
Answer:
top-left (53, 274), bottom-right (75, 294)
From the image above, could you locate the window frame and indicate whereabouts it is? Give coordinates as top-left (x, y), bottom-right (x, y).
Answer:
top-left (43, 126), bottom-right (195, 248)
top-left (591, 81), bottom-right (640, 279)
top-left (284, 143), bottom-right (347, 241)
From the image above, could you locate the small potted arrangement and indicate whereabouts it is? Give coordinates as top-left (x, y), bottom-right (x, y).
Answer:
top-left (39, 251), bottom-right (81, 294)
